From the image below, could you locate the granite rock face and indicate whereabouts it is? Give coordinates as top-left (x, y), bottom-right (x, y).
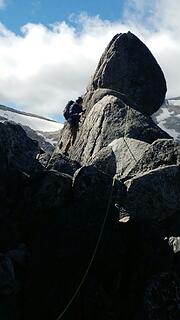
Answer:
top-left (45, 153), bottom-right (81, 176)
top-left (88, 138), bottom-right (149, 178)
top-left (109, 137), bottom-right (149, 178)
top-left (88, 32), bottom-right (167, 115)
top-left (57, 95), bottom-right (170, 164)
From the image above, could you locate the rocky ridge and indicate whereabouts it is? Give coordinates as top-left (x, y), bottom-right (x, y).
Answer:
top-left (0, 31), bottom-right (179, 320)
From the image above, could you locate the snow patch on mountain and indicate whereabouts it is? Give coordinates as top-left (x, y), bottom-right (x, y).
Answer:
top-left (0, 105), bottom-right (64, 154)
top-left (36, 131), bottom-right (57, 146)
top-left (0, 108), bottom-right (63, 132)
top-left (153, 99), bottom-right (180, 142)
top-left (169, 99), bottom-right (180, 106)
top-left (156, 107), bottom-right (174, 122)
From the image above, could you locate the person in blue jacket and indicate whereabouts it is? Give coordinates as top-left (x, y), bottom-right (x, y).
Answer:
top-left (64, 97), bottom-right (84, 154)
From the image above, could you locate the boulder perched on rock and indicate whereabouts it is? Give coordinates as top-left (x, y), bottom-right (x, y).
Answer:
top-left (88, 32), bottom-right (167, 115)
top-left (56, 32), bottom-right (170, 164)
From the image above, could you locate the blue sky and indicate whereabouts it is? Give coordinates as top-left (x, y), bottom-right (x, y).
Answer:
top-left (0, 0), bottom-right (180, 120)
top-left (1, 0), bottom-right (125, 34)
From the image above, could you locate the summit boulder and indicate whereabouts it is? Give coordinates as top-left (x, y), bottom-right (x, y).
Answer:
top-left (88, 32), bottom-right (167, 115)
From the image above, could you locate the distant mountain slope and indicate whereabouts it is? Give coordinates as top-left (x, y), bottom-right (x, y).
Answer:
top-left (0, 105), bottom-right (63, 132)
top-left (0, 105), bottom-right (63, 153)
top-left (153, 98), bottom-right (180, 141)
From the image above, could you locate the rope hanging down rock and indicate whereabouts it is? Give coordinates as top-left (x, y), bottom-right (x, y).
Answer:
top-left (55, 177), bottom-right (116, 320)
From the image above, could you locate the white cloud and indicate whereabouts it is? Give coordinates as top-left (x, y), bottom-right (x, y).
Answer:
top-left (0, 0), bottom-right (5, 9)
top-left (0, 2), bottom-right (180, 119)
top-left (153, 0), bottom-right (180, 32)
top-left (0, 17), bottom-right (128, 117)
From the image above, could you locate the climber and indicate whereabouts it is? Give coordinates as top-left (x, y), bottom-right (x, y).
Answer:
top-left (64, 97), bottom-right (85, 155)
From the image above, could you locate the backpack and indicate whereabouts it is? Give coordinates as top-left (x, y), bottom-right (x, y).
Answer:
top-left (63, 100), bottom-right (74, 120)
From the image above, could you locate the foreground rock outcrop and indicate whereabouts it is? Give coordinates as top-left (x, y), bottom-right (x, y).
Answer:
top-left (125, 164), bottom-right (180, 221)
top-left (0, 121), bottom-right (42, 174)
top-left (0, 32), bottom-right (179, 320)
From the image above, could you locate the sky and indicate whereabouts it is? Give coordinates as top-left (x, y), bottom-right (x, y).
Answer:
top-left (0, 0), bottom-right (180, 121)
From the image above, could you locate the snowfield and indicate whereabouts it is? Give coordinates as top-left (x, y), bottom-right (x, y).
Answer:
top-left (169, 99), bottom-right (180, 106)
top-left (0, 108), bottom-right (63, 132)
top-left (153, 99), bottom-right (180, 141)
